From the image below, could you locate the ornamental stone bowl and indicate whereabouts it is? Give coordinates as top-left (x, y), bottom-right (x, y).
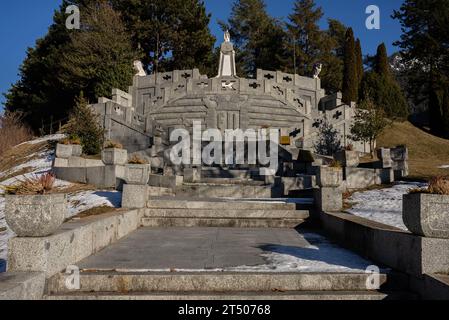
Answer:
top-left (5, 193), bottom-right (67, 237)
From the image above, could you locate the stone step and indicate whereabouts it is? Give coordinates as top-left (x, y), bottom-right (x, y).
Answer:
top-left (147, 186), bottom-right (175, 197)
top-left (175, 184), bottom-right (281, 198)
top-left (201, 168), bottom-right (262, 179)
top-left (141, 217), bottom-right (307, 228)
top-left (47, 272), bottom-right (389, 294)
top-left (45, 290), bottom-right (414, 300)
top-left (143, 208), bottom-right (308, 220)
top-left (146, 198), bottom-right (297, 210)
top-left (197, 178), bottom-right (266, 186)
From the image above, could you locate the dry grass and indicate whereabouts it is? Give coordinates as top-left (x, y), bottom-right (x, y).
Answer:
top-left (377, 121), bottom-right (449, 180)
top-left (0, 112), bottom-right (33, 157)
top-left (128, 154), bottom-right (147, 164)
top-left (0, 141), bottom-right (50, 183)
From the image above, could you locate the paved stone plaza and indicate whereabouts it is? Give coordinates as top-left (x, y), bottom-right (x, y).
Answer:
top-left (77, 227), bottom-right (374, 272)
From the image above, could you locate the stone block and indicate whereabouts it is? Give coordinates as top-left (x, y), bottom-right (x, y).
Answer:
top-left (183, 168), bottom-right (201, 183)
top-left (282, 176), bottom-right (316, 195)
top-left (376, 168), bottom-right (394, 185)
top-left (334, 150), bottom-right (359, 167)
top-left (0, 272), bottom-right (45, 300)
top-left (54, 167), bottom-right (87, 184)
top-left (102, 148), bottom-right (128, 165)
top-left (85, 159), bottom-right (104, 167)
top-left (148, 174), bottom-right (183, 189)
top-left (345, 167), bottom-right (377, 189)
top-left (377, 148), bottom-right (393, 168)
top-left (91, 215), bottom-right (119, 253)
top-left (52, 158), bottom-right (68, 168)
top-left (125, 164), bottom-right (151, 185)
top-left (316, 167), bottom-right (343, 187)
top-left (122, 184), bottom-right (149, 209)
top-left (403, 193), bottom-right (449, 239)
top-left (314, 187), bottom-right (342, 212)
top-left (390, 146), bottom-right (408, 161)
top-left (56, 144), bottom-right (82, 159)
top-left (67, 157), bottom-right (86, 167)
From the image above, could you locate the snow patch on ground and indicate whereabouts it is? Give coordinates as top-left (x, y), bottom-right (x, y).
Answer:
top-left (68, 190), bottom-right (121, 216)
top-left (228, 233), bottom-right (376, 273)
top-left (346, 182), bottom-right (427, 230)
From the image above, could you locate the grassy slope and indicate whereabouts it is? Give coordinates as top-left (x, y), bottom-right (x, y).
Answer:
top-left (377, 121), bottom-right (449, 180)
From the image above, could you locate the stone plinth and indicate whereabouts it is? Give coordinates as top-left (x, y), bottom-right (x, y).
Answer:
top-left (125, 164), bottom-right (151, 185)
top-left (102, 148), bottom-right (128, 165)
top-left (56, 144), bottom-right (82, 159)
top-left (403, 193), bottom-right (449, 239)
top-left (317, 167), bottom-right (343, 187)
top-left (334, 150), bottom-right (359, 167)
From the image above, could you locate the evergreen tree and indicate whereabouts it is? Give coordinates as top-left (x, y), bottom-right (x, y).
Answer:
top-left (58, 1), bottom-right (140, 100)
top-left (393, 0), bottom-right (449, 136)
top-left (342, 28), bottom-right (358, 104)
top-left (111, 0), bottom-right (216, 75)
top-left (286, 0), bottom-right (324, 76)
top-left (360, 43), bottom-right (409, 119)
top-left (355, 39), bottom-right (364, 87)
top-left (374, 43), bottom-right (389, 76)
top-left (64, 93), bottom-right (104, 155)
top-left (314, 119), bottom-right (342, 156)
top-left (319, 19), bottom-right (347, 94)
top-left (222, 0), bottom-right (286, 77)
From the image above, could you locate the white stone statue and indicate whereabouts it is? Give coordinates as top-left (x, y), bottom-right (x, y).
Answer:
top-left (133, 60), bottom-right (147, 77)
top-left (224, 30), bottom-right (231, 43)
top-left (217, 31), bottom-right (237, 78)
top-left (313, 63), bottom-right (322, 79)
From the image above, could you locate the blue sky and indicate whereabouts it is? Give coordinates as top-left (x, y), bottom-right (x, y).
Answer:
top-left (0, 0), bottom-right (404, 110)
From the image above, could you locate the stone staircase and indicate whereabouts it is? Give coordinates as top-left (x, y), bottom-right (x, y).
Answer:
top-left (142, 197), bottom-right (310, 228)
top-left (45, 271), bottom-right (414, 300)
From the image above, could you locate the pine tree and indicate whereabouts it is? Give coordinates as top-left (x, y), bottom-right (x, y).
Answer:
top-left (360, 43), bottom-right (409, 119)
top-left (58, 1), bottom-right (140, 100)
top-left (111, 0), bottom-right (216, 75)
top-left (319, 19), bottom-right (347, 94)
top-left (223, 0), bottom-right (286, 77)
top-left (286, 0), bottom-right (324, 76)
top-left (355, 39), bottom-right (364, 87)
top-left (393, 0), bottom-right (449, 136)
top-left (374, 43), bottom-right (389, 76)
top-left (342, 28), bottom-right (358, 104)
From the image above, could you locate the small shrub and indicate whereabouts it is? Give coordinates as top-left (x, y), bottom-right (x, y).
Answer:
top-left (128, 154), bottom-right (147, 164)
top-left (104, 140), bottom-right (123, 149)
top-left (344, 144), bottom-right (354, 151)
top-left (2, 172), bottom-right (56, 195)
top-left (61, 135), bottom-right (81, 145)
top-left (329, 160), bottom-right (342, 168)
top-left (63, 93), bottom-right (104, 155)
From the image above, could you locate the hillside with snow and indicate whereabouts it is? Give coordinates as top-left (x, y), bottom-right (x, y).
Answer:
top-left (0, 135), bottom-right (121, 272)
